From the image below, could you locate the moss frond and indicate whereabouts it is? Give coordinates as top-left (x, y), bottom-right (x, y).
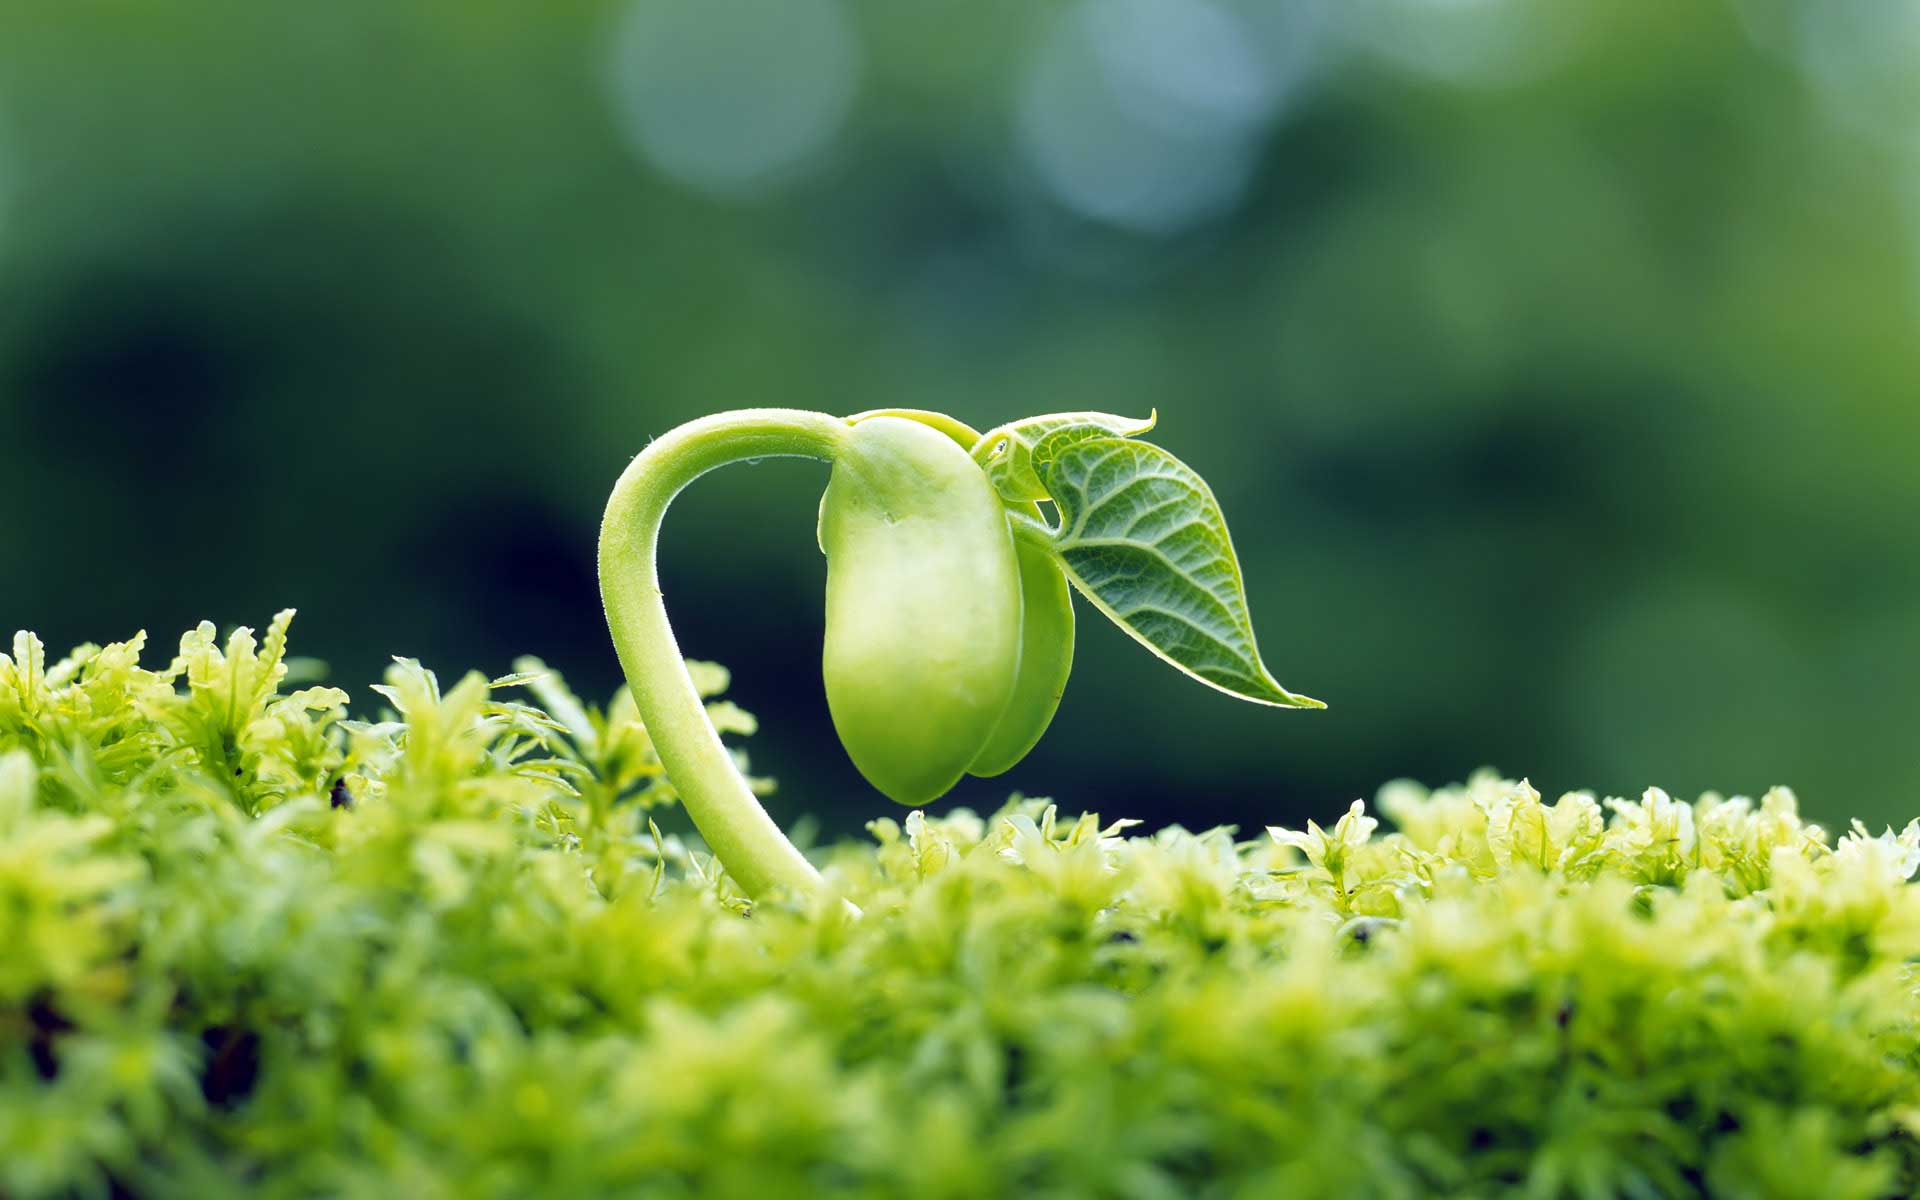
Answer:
top-left (2, 618), bottom-right (1917, 1197)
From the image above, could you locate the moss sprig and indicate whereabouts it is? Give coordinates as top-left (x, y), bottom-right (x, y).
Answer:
top-left (3, 617), bottom-right (1919, 1198)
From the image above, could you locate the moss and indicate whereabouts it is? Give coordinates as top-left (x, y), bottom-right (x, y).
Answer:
top-left (3, 615), bottom-right (1918, 1198)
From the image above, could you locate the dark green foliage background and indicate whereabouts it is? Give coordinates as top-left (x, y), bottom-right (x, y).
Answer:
top-left (2, 0), bottom-right (1918, 834)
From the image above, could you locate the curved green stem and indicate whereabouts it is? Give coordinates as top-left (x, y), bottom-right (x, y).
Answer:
top-left (599, 408), bottom-right (849, 900)
top-left (1007, 510), bottom-right (1060, 543)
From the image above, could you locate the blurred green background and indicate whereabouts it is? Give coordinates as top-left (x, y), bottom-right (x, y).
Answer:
top-left (2, 0), bottom-right (1917, 835)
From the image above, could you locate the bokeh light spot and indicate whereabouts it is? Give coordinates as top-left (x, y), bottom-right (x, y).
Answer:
top-left (606, 0), bottom-right (861, 198)
top-left (1355, 0), bottom-right (1582, 88)
top-left (1017, 0), bottom-right (1305, 235)
top-left (1094, 0), bottom-right (1282, 136)
top-left (1782, 0), bottom-right (1920, 149)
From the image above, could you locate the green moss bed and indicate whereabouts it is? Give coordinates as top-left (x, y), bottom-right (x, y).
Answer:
top-left (4, 613), bottom-right (1919, 1198)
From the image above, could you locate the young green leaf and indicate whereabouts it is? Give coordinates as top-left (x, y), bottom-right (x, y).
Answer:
top-left (1032, 429), bottom-right (1322, 709)
top-left (973, 411), bottom-right (1158, 503)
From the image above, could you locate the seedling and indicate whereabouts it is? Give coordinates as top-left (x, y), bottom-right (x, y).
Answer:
top-left (598, 408), bottom-right (1321, 898)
